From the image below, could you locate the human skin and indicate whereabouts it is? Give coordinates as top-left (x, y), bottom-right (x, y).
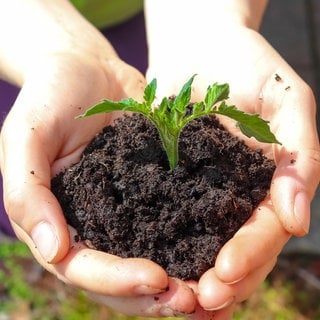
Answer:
top-left (145, 0), bottom-right (320, 311)
top-left (0, 0), bottom-right (319, 318)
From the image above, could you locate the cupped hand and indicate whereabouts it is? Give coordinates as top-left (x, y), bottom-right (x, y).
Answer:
top-left (147, 25), bottom-right (320, 312)
top-left (0, 52), bottom-right (202, 316)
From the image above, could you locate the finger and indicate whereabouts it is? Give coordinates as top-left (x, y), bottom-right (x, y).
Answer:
top-left (189, 304), bottom-right (234, 320)
top-left (196, 198), bottom-right (289, 309)
top-left (271, 85), bottom-right (320, 236)
top-left (213, 198), bottom-right (290, 284)
top-left (0, 79), bottom-right (110, 263)
top-left (87, 277), bottom-right (196, 317)
top-left (15, 224), bottom-right (169, 297)
top-left (272, 146), bottom-right (320, 236)
top-left (186, 281), bottom-right (234, 320)
top-left (198, 257), bottom-right (277, 311)
top-left (0, 107), bottom-right (70, 263)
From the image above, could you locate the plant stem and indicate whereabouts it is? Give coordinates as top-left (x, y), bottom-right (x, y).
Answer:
top-left (158, 129), bottom-right (179, 170)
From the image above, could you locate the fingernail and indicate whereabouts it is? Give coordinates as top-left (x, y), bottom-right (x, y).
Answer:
top-left (134, 285), bottom-right (167, 295)
top-left (31, 221), bottom-right (58, 263)
top-left (160, 307), bottom-right (189, 317)
top-left (204, 296), bottom-right (235, 311)
top-left (294, 191), bottom-right (310, 234)
top-left (223, 274), bottom-right (246, 285)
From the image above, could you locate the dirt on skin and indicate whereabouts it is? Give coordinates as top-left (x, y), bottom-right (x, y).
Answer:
top-left (51, 113), bottom-right (275, 280)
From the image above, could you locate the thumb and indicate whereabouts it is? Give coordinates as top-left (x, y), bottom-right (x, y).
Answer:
top-left (0, 100), bottom-right (69, 263)
top-left (270, 88), bottom-right (320, 236)
top-left (271, 147), bottom-right (320, 236)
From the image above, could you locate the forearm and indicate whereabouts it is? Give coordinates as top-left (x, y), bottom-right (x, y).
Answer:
top-left (145, 0), bottom-right (268, 64)
top-left (0, 0), bottom-right (117, 86)
top-left (144, 0), bottom-right (268, 31)
top-left (218, 0), bottom-right (269, 30)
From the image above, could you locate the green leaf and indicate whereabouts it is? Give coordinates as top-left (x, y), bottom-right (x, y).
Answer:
top-left (215, 102), bottom-right (281, 144)
top-left (192, 101), bottom-right (205, 116)
top-left (172, 75), bottom-right (196, 113)
top-left (144, 78), bottom-right (157, 105)
top-left (153, 96), bottom-right (169, 119)
top-left (205, 83), bottom-right (230, 109)
top-left (237, 122), bottom-right (280, 144)
top-left (77, 98), bottom-right (146, 118)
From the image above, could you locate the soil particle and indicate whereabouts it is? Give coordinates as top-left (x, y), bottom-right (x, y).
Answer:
top-left (51, 113), bottom-right (275, 280)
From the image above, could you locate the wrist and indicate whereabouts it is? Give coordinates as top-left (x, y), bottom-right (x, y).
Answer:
top-left (0, 0), bottom-right (118, 86)
top-left (200, 0), bottom-right (269, 30)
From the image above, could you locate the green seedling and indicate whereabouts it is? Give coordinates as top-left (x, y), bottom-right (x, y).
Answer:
top-left (78, 75), bottom-right (281, 169)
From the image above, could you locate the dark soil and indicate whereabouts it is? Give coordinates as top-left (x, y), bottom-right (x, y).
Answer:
top-left (51, 113), bottom-right (275, 280)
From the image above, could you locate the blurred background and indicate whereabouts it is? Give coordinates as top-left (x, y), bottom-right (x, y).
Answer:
top-left (0, 0), bottom-right (319, 319)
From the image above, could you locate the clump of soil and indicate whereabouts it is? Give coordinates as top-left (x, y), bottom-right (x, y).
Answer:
top-left (51, 113), bottom-right (275, 280)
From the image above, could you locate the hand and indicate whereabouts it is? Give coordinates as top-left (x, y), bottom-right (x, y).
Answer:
top-left (0, 52), bottom-right (203, 317)
top-left (0, 0), bottom-right (226, 315)
top-left (147, 25), bottom-right (320, 311)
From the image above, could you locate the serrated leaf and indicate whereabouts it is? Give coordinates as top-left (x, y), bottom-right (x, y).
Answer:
top-left (77, 98), bottom-right (145, 118)
top-left (144, 78), bottom-right (157, 105)
top-left (237, 122), bottom-right (280, 144)
top-left (193, 102), bottom-right (205, 116)
top-left (215, 102), bottom-right (281, 144)
top-left (153, 97), bottom-right (169, 120)
top-left (205, 83), bottom-right (230, 109)
top-left (172, 75), bottom-right (196, 113)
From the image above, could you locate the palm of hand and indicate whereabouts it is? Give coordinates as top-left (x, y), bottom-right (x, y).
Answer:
top-left (147, 26), bottom-right (319, 311)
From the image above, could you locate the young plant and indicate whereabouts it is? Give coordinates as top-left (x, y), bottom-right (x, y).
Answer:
top-left (78, 75), bottom-right (281, 169)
